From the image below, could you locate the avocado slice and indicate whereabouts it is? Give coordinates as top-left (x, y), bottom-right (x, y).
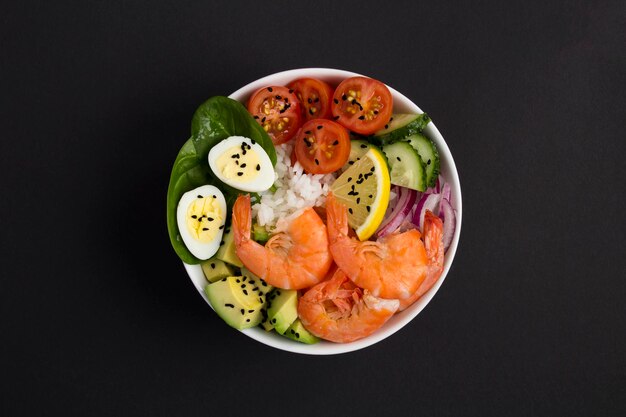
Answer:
top-left (259, 307), bottom-right (274, 332)
top-left (283, 319), bottom-right (319, 344)
top-left (239, 267), bottom-right (276, 332)
top-left (204, 276), bottom-right (266, 329)
top-left (201, 258), bottom-right (235, 283)
top-left (266, 289), bottom-right (298, 335)
top-left (215, 227), bottom-right (243, 267)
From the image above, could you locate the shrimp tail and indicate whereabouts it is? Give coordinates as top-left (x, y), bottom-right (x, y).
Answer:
top-left (397, 211), bottom-right (444, 311)
top-left (232, 194), bottom-right (251, 246)
top-left (325, 193), bottom-right (348, 241)
top-left (423, 210), bottom-right (444, 269)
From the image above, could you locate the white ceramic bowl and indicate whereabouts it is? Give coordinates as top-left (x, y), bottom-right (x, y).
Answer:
top-left (183, 68), bottom-right (462, 355)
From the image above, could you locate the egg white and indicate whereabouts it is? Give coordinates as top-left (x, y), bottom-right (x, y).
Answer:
top-left (208, 136), bottom-right (275, 192)
top-left (176, 185), bottom-right (227, 260)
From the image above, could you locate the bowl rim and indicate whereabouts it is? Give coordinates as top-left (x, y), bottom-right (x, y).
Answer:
top-left (182, 67), bottom-right (462, 355)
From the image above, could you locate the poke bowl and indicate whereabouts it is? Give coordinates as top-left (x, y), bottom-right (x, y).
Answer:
top-left (171, 68), bottom-right (462, 355)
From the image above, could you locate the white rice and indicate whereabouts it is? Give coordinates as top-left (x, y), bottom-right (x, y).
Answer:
top-left (252, 142), bottom-right (337, 232)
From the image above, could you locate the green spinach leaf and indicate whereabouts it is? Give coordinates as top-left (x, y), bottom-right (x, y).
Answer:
top-left (167, 96), bottom-right (276, 264)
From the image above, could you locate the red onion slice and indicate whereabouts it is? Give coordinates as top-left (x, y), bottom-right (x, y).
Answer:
top-left (412, 193), bottom-right (441, 232)
top-left (439, 198), bottom-right (456, 252)
top-left (440, 182), bottom-right (451, 204)
top-left (376, 186), bottom-right (418, 238)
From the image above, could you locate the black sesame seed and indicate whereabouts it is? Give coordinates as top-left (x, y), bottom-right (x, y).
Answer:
top-left (221, 278), bottom-right (227, 282)
top-left (241, 284), bottom-right (246, 289)
top-left (348, 161), bottom-right (354, 165)
top-left (307, 98), bottom-right (312, 104)
top-left (342, 94), bottom-right (347, 100)
top-left (240, 309), bottom-right (245, 315)
top-left (237, 172), bottom-right (243, 176)
top-left (259, 297), bottom-right (264, 303)
top-left (291, 329), bottom-right (295, 335)
top-left (374, 110), bottom-right (379, 114)
top-left (220, 240), bottom-right (225, 245)
top-left (295, 333), bottom-right (300, 338)
top-left (261, 117), bottom-right (266, 123)
top-left (360, 144), bottom-right (368, 148)
top-left (240, 163), bottom-right (247, 168)
top-left (236, 279), bottom-right (241, 283)
top-left (197, 195), bottom-right (203, 198)
top-left (267, 87), bottom-right (273, 92)
top-left (315, 158), bottom-right (319, 165)
top-left (369, 194), bottom-right (373, 198)
top-left (305, 130), bottom-right (312, 134)
top-left (358, 115), bottom-right (365, 120)
top-left (275, 95), bottom-right (281, 100)
top-left (252, 287), bottom-right (259, 292)
top-left (317, 125), bottom-right (323, 130)
top-left (397, 157), bottom-right (401, 162)
top-left (427, 159), bottom-right (431, 165)
top-left (272, 318), bottom-right (276, 324)
top-left (249, 280), bottom-right (255, 285)
top-left (210, 263), bottom-right (216, 269)
top-left (384, 124), bottom-right (389, 129)
top-left (261, 280), bottom-right (268, 287)
top-left (191, 215), bottom-right (197, 219)
top-left (248, 309), bottom-right (255, 313)
top-left (251, 139), bottom-right (256, 145)
top-left (348, 208), bottom-right (353, 214)
top-left (219, 225), bottom-right (224, 230)
top-left (256, 164), bottom-right (261, 171)
top-left (333, 140), bottom-right (339, 145)
top-left (370, 166), bottom-right (375, 172)
top-left (225, 303), bottom-right (234, 308)
top-left (243, 289), bottom-right (248, 295)
top-left (202, 227), bottom-right (208, 231)
top-left (208, 217), bottom-right (214, 222)
top-left (356, 197), bottom-right (360, 204)
top-left (333, 98), bottom-right (339, 104)
top-left (289, 89), bottom-right (294, 93)
top-left (246, 319), bottom-right (250, 322)
top-left (366, 206), bottom-right (371, 212)
top-left (347, 177), bottom-right (352, 182)
top-left (333, 115), bottom-right (340, 120)
top-left (253, 115), bottom-right (259, 119)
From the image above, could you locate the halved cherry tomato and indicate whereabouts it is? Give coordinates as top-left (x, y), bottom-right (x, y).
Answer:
top-left (331, 76), bottom-right (393, 135)
top-left (247, 86), bottom-right (302, 144)
top-left (287, 78), bottom-right (334, 121)
top-left (294, 119), bottom-right (350, 174)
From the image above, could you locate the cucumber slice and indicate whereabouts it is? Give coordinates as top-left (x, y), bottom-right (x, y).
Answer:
top-left (382, 141), bottom-right (426, 192)
top-left (373, 113), bottom-right (431, 145)
top-left (375, 114), bottom-right (420, 136)
top-left (407, 133), bottom-right (440, 188)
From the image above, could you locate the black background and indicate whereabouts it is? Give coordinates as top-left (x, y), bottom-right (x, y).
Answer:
top-left (1, 1), bottom-right (625, 416)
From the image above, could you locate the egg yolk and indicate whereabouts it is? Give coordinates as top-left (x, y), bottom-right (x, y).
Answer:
top-left (186, 194), bottom-right (223, 242)
top-left (216, 143), bottom-right (261, 182)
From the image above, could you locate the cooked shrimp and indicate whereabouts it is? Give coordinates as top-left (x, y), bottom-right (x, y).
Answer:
top-left (398, 211), bottom-right (445, 310)
top-left (231, 194), bottom-right (333, 289)
top-left (325, 193), bottom-right (443, 300)
top-left (298, 268), bottom-right (399, 343)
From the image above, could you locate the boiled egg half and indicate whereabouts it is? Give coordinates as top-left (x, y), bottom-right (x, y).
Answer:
top-left (208, 136), bottom-right (275, 192)
top-left (177, 185), bottom-right (227, 260)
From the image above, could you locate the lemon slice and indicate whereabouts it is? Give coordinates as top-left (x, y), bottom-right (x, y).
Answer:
top-left (330, 147), bottom-right (390, 240)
